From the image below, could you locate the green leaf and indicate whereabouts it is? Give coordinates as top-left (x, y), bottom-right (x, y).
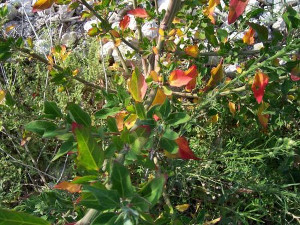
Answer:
top-left (25, 120), bottom-right (57, 136)
top-left (75, 127), bottom-right (104, 172)
top-left (217, 29), bottom-right (228, 43)
top-left (135, 102), bottom-right (146, 120)
top-left (107, 117), bottom-right (119, 132)
top-left (88, 27), bottom-right (100, 36)
top-left (159, 99), bottom-right (171, 119)
top-left (283, 6), bottom-right (300, 31)
top-left (160, 137), bottom-right (178, 154)
top-left (52, 140), bottom-right (76, 162)
top-left (0, 208), bottom-right (50, 225)
top-left (44, 101), bottom-right (63, 119)
top-left (248, 23), bottom-right (268, 42)
top-left (95, 107), bottom-right (121, 119)
top-left (130, 125), bottom-right (151, 153)
top-left (5, 91), bottom-right (15, 106)
top-left (128, 68), bottom-right (147, 102)
top-left (111, 161), bottom-right (134, 198)
top-left (84, 186), bottom-right (120, 210)
top-left (71, 175), bottom-right (98, 184)
top-left (166, 113), bottom-right (190, 126)
top-left (92, 213), bottom-right (117, 225)
top-left (130, 195), bottom-right (151, 211)
top-left (139, 176), bottom-right (165, 206)
top-left (163, 128), bottom-right (179, 140)
top-left (67, 103), bottom-right (91, 127)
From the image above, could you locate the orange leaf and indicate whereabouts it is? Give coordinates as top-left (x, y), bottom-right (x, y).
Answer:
top-left (115, 111), bottom-right (127, 131)
top-left (185, 45), bottom-right (199, 58)
top-left (257, 102), bottom-right (269, 129)
top-left (203, 0), bottom-right (220, 24)
top-left (32, 0), bottom-right (54, 12)
top-left (151, 88), bottom-right (167, 107)
top-left (176, 137), bottom-right (200, 160)
top-left (120, 15), bottom-right (130, 31)
top-left (251, 72), bottom-right (269, 104)
top-left (228, 0), bottom-right (250, 24)
top-left (152, 46), bottom-right (159, 55)
top-left (169, 70), bottom-right (193, 87)
top-left (185, 65), bottom-right (198, 78)
top-left (228, 101), bottom-right (236, 116)
top-left (110, 29), bottom-right (120, 38)
top-left (242, 27), bottom-right (255, 45)
top-left (204, 59), bottom-right (224, 91)
top-left (149, 70), bottom-right (159, 82)
top-left (54, 181), bottom-right (81, 193)
top-left (114, 38), bottom-right (121, 47)
top-left (127, 8), bottom-right (149, 18)
top-left (185, 77), bottom-right (197, 92)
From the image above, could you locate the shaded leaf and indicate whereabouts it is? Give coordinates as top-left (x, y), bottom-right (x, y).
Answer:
top-left (120, 15), bottom-right (130, 30)
top-left (44, 101), bottom-right (63, 119)
top-left (139, 176), bottom-right (165, 205)
top-left (25, 120), bottom-right (57, 136)
top-left (204, 59), bottom-right (224, 91)
top-left (111, 161), bottom-right (134, 197)
top-left (68, 103), bottom-right (91, 127)
top-left (166, 113), bottom-right (190, 126)
top-left (51, 140), bottom-right (76, 161)
top-left (176, 137), bottom-right (200, 160)
top-left (0, 208), bottom-right (50, 225)
top-left (257, 102), bottom-right (269, 130)
top-left (160, 137), bottom-right (178, 154)
top-left (248, 23), bottom-right (268, 42)
top-left (95, 107), bottom-right (121, 119)
top-left (175, 204), bottom-right (190, 212)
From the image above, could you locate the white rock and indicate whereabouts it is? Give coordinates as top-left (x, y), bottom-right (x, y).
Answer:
top-left (61, 32), bottom-right (78, 47)
top-left (272, 17), bottom-right (286, 31)
top-left (253, 42), bottom-right (264, 50)
top-left (229, 31), bottom-right (244, 40)
top-left (0, 3), bottom-right (18, 20)
top-left (58, 5), bottom-right (74, 20)
top-left (34, 39), bottom-right (51, 54)
top-left (141, 21), bottom-right (158, 40)
top-left (158, 0), bottom-right (169, 12)
top-left (83, 19), bottom-right (99, 32)
top-left (225, 65), bottom-right (237, 74)
top-left (128, 14), bottom-right (137, 30)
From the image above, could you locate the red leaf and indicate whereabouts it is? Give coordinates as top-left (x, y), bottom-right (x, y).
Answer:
top-left (176, 137), bottom-right (200, 160)
top-left (228, 0), bottom-right (250, 24)
top-left (127, 8), bottom-right (149, 18)
top-left (185, 65), bottom-right (198, 92)
top-left (71, 122), bottom-right (81, 133)
top-left (251, 72), bottom-right (269, 104)
top-left (169, 70), bottom-right (193, 87)
top-left (290, 63), bottom-right (300, 81)
top-left (120, 15), bottom-right (130, 31)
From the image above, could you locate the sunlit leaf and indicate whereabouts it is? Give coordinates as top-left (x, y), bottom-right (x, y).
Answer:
top-left (119, 15), bottom-right (130, 31)
top-left (185, 65), bottom-right (198, 92)
top-left (32, 0), bottom-right (54, 12)
top-left (149, 70), bottom-right (159, 82)
top-left (110, 29), bottom-right (120, 38)
top-left (128, 68), bottom-right (148, 102)
top-left (185, 45), bottom-right (199, 58)
top-left (176, 204), bottom-right (190, 212)
top-left (228, 101), bottom-right (236, 116)
top-left (169, 70), bottom-right (193, 87)
top-left (251, 72), bottom-right (269, 104)
top-left (124, 114), bottom-right (138, 129)
top-left (54, 181), bottom-right (81, 193)
top-left (228, 0), bottom-right (249, 24)
top-left (203, 0), bottom-right (220, 24)
top-left (151, 88), bottom-right (167, 107)
top-left (242, 27), bottom-right (255, 45)
top-left (257, 102), bottom-right (269, 129)
top-left (0, 90), bottom-right (5, 104)
top-left (127, 8), bottom-right (149, 18)
top-left (204, 59), bottom-right (224, 91)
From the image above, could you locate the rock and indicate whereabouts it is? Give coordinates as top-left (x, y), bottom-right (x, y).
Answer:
top-left (158, 0), bottom-right (170, 12)
top-left (34, 39), bottom-right (51, 55)
top-left (272, 17), bottom-right (286, 31)
top-left (128, 14), bottom-right (137, 30)
top-left (225, 65), bottom-right (237, 77)
top-left (57, 5), bottom-right (74, 20)
top-left (0, 3), bottom-right (18, 20)
top-left (253, 42), bottom-right (264, 50)
top-left (61, 32), bottom-right (79, 47)
top-left (83, 19), bottom-right (99, 32)
top-left (141, 21), bottom-right (158, 40)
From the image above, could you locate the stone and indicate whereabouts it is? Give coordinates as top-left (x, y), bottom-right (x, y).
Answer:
top-left (253, 42), bottom-right (264, 50)
top-left (272, 17), bottom-right (286, 32)
top-left (61, 32), bottom-right (79, 47)
top-left (34, 39), bottom-right (51, 55)
top-left (158, 0), bottom-right (169, 12)
top-left (141, 21), bottom-right (158, 40)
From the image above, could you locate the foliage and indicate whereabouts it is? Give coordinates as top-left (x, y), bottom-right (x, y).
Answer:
top-left (0, 0), bottom-right (299, 224)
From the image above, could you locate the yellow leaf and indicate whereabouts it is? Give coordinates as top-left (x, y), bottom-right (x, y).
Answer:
top-left (176, 204), bottom-right (190, 212)
top-left (172, 17), bottom-right (181, 24)
top-left (168, 29), bottom-right (176, 36)
top-left (5, 25), bottom-right (15, 33)
top-left (257, 102), bottom-right (269, 130)
top-left (242, 27), bottom-right (255, 45)
top-left (210, 114), bottom-right (219, 123)
top-left (114, 38), bottom-right (121, 47)
top-left (115, 111), bottom-right (127, 131)
top-left (152, 46), bottom-right (159, 55)
top-left (185, 45), bottom-right (199, 58)
top-left (204, 59), bottom-right (224, 91)
top-left (151, 88), bottom-right (167, 107)
top-left (228, 101), bottom-right (236, 116)
top-left (176, 29), bottom-right (184, 37)
top-left (54, 181), bottom-right (81, 193)
top-left (124, 114), bottom-right (138, 129)
top-left (236, 66), bottom-right (242, 73)
top-left (72, 69), bottom-right (79, 76)
top-left (32, 0), bottom-right (54, 12)
top-left (203, 0), bottom-right (220, 24)
top-left (0, 90), bottom-right (5, 104)
top-left (204, 217), bottom-right (221, 225)
top-left (149, 70), bottom-right (159, 82)
top-left (159, 28), bottom-right (165, 37)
